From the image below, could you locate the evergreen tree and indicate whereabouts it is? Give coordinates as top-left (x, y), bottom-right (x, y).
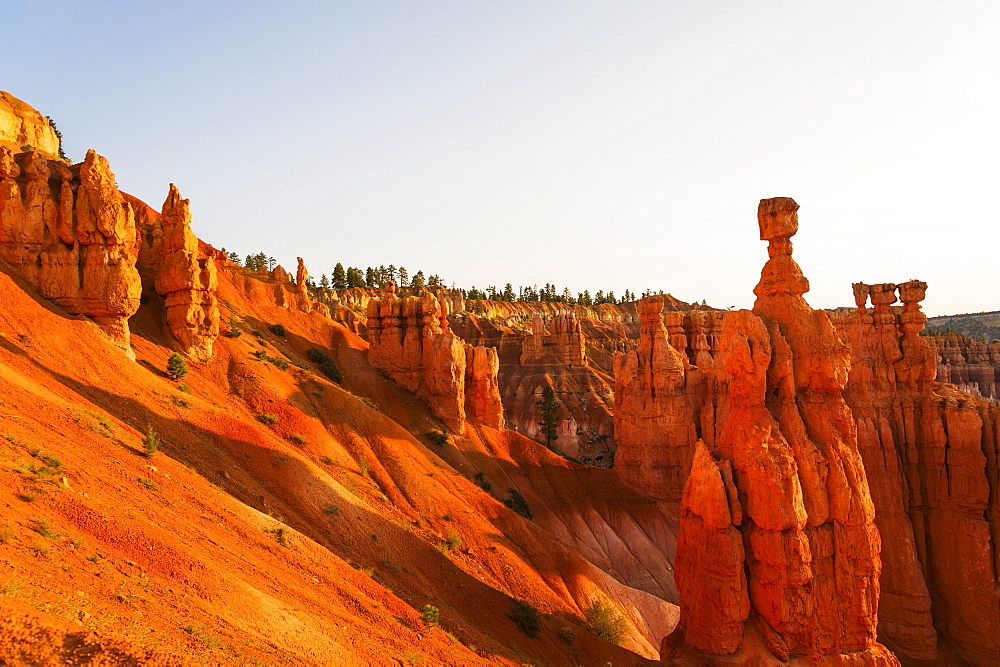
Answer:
top-left (319, 274), bottom-right (330, 289)
top-left (346, 267), bottom-right (365, 288)
top-left (227, 251), bottom-right (240, 263)
top-left (428, 274), bottom-right (442, 287)
top-left (166, 353), bottom-right (188, 380)
top-left (365, 267), bottom-right (376, 288)
top-left (537, 384), bottom-right (561, 447)
top-left (398, 266), bottom-right (409, 287)
top-left (411, 270), bottom-right (426, 289)
top-left (502, 283), bottom-right (515, 302)
top-left (332, 263), bottom-right (347, 289)
top-left (386, 264), bottom-right (397, 283)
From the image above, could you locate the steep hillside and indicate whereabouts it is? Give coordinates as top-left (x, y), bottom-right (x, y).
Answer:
top-left (926, 310), bottom-right (1000, 342)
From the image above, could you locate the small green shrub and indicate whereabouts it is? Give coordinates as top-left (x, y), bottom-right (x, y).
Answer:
top-left (252, 350), bottom-right (290, 369)
top-left (257, 413), bottom-right (278, 425)
top-left (288, 434), bottom-right (308, 445)
top-left (426, 430), bottom-right (449, 446)
top-left (137, 477), bottom-right (158, 490)
top-left (503, 488), bottom-right (533, 520)
top-left (420, 604), bottom-right (440, 627)
top-left (33, 517), bottom-right (58, 540)
top-left (508, 599), bottom-right (541, 638)
top-left (307, 347), bottom-right (342, 383)
top-left (360, 397), bottom-right (380, 412)
top-left (269, 324), bottom-right (287, 337)
top-left (0, 522), bottom-right (14, 544)
top-left (177, 384), bottom-right (192, 395)
top-left (557, 627), bottom-right (576, 645)
top-left (322, 503), bottom-right (339, 517)
top-left (440, 528), bottom-right (461, 552)
top-left (166, 353), bottom-right (188, 380)
top-left (584, 599), bottom-right (628, 645)
top-left (142, 426), bottom-right (161, 457)
top-left (264, 526), bottom-right (288, 547)
top-left (474, 471), bottom-right (492, 492)
top-left (222, 328), bottom-right (243, 338)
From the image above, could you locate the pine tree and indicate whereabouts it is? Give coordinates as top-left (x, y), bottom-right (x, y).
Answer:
top-left (411, 270), bottom-right (426, 289)
top-left (502, 283), bottom-right (515, 302)
top-left (365, 267), bottom-right (376, 288)
top-left (398, 266), bottom-right (409, 287)
top-left (166, 353), bottom-right (188, 380)
top-left (346, 267), bottom-right (365, 288)
top-left (319, 274), bottom-right (330, 289)
top-left (537, 385), bottom-right (561, 447)
top-left (332, 263), bottom-right (346, 289)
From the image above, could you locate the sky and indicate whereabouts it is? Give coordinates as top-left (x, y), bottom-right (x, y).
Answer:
top-left (4, 1), bottom-right (998, 316)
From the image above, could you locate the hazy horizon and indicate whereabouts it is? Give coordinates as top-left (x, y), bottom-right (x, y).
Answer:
top-left (5, 1), bottom-right (998, 316)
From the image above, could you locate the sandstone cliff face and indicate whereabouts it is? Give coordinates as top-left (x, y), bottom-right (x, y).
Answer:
top-left (0, 147), bottom-right (141, 352)
top-left (832, 282), bottom-right (1000, 663)
top-left (658, 198), bottom-right (892, 663)
top-left (0, 91), bottom-right (60, 157)
top-left (145, 184), bottom-right (220, 360)
top-left (366, 283), bottom-right (503, 433)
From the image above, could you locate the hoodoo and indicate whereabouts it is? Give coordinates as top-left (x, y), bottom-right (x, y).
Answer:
top-left (662, 197), bottom-right (894, 663)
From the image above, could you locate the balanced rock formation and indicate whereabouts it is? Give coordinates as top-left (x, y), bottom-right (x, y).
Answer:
top-left (0, 147), bottom-right (141, 352)
top-left (151, 185), bottom-right (219, 360)
top-left (0, 91), bottom-right (60, 156)
top-left (366, 282), bottom-right (503, 433)
top-left (662, 198), bottom-right (893, 663)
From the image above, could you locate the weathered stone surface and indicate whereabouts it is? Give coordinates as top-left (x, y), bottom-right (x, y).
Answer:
top-left (151, 184), bottom-right (219, 360)
top-left (0, 147), bottom-right (140, 352)
top-left (654, 198), bottom-right (892, 663)
top-left (0, 91), bottom-right (60, 157)
top-left (833, 281), bottom-right (1000, 663)
top-left (366, 283), bottom-right (503, 434)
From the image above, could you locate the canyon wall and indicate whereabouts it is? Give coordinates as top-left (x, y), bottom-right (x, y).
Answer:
top-left (365, 282), bottom-right (503, 433)
top-left (932, 332), bottom-right (1000, 400)
top-left (831, 282), bottom-right (1000, 663)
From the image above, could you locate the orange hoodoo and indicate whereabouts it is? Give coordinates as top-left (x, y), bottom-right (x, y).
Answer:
top-left (662, 198), bottom-right (896, 664)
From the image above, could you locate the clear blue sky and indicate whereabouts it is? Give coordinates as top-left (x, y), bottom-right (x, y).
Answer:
top-left (5, 1), bottom-right (998, 315)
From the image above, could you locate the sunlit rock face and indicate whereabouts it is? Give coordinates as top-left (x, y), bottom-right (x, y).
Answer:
top-left (0, 91), bottom-right (61, 156)
top-left (366, 282), bottom-right (503, 434)
top-left (832, 281), bottom-right (1000, 663)
top-left (0, 146), bottom-right (141, 353)
top-left (647, 198), bottom-right (893, 664)
top-left (152, 184), bottom-right (220, 361)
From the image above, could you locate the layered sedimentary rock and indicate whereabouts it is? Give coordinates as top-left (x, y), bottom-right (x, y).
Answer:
top-left (657, 198), bottom-right (892, 663)
top-left (520, 312), bottom-right (586, 366)
top-left (366, 283), bottom-right (503, 433)
top-left (0, 147), bottom-right (141, 352)
top-left (151, 185), bottom-right (219, 360)
top-left (933, 332), bottom-right (1000, 400)
top-left (833, 282), bottom-right (1000, 663)
top-left (295, 257), bottom-right (308, 295)
top-left (0, 91), bottom-right (60, 156)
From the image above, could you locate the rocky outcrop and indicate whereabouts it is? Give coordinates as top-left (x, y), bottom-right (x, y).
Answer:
top-left (0, 147), bottom-right (141, 353)
top-left (0, 91), bottom-right (60, 157)
top-left (520, 312), bottom-right (586, 366)
top-left (833, 282), bottom-right (1000, 663)
top-left (150, 184), bottom-right (219, 360)
top-left (660, 198), bottom-right (892, 663)
top-left (295, 257), bottom-right (308, 295)
top-left (464, 344), bottom-right (504, 429)
top-left (366, 283), bottom-right (503, 433)
top-left (613, 297), bottom-right (699, 503)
